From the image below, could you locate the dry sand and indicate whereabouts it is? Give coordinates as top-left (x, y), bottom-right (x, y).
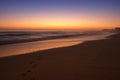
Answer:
top-left (0, 33), bottom-right (120, 80)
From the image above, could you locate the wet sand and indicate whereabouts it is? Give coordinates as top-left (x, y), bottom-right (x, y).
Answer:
top-left (0, 33), bottom-right (120, 80)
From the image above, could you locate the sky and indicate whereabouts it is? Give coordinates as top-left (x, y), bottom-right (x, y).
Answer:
top-left (0, 0), bottom-right (120, 30)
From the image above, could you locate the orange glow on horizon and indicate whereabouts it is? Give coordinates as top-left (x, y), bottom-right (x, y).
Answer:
top-left (0, 11), bottom-right (119, 30)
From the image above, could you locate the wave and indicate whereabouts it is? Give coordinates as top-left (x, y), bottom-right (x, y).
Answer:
top-left (0, 30), bottom-right (105, 45)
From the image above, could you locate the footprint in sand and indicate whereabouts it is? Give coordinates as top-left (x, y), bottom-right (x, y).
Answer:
top-left (21, 72), bottom-right (27, 77)
top-left (21, 69), bottom-right (32, 77)
top-left (19, 57), bottom-right (40, 80)
top-left (31, 77), bottom-right (36, 80)
top-left (27, 70), bottom-right (32, 73)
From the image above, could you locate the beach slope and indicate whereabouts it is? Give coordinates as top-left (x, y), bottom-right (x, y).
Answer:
top-left (0, 33), bottom-right (120, 80)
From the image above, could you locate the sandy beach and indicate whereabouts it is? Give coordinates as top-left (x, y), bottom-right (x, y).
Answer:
top-left (0, 33), bottom-right (120, 80)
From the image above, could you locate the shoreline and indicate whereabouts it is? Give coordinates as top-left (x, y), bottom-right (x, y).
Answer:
top-left (0, 32), bottom-right (113, 58)
top-left (0, 32), bottom-right (120, 80)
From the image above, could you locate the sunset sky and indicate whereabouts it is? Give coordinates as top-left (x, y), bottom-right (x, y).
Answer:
top-left (0, 0), bottom-right (120, 30)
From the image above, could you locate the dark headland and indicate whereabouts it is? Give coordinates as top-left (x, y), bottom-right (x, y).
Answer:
top-left (0, 29), bottom-right (120, 80)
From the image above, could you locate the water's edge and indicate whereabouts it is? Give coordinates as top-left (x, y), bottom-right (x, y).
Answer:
top-left (0, 32), bottom-right (114, 58)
